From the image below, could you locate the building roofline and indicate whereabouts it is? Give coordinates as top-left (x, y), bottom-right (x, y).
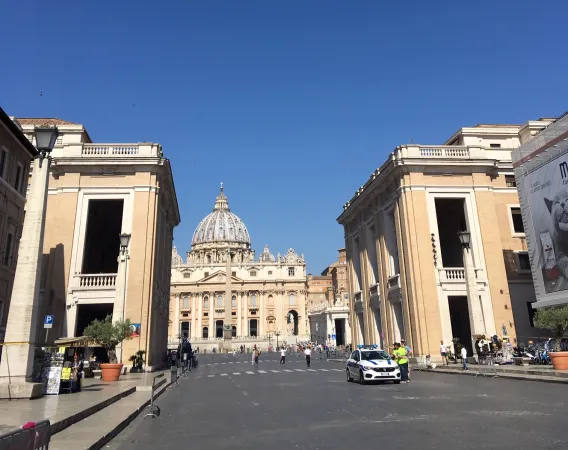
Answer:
top-left (0, 107), bottom-right (38, 158)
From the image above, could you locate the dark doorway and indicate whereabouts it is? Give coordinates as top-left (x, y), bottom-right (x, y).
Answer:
top-left (82, 199), bottom-right (124, 274)
top-left (76, 303), bottom-right (114, 363)
top-left (249, 319), bottom-right (258, 337)
top-left (334, 318), bottom-right (345, 346)
top-left (435, 198), bottom-right (467, 267)
top-left (288, 310), bottom-right (299, 336)
top-left (181, 322), bottom-right (190, 339)
top-left (215, 320), bottom-right (223, 338)
top-left (448, 296), bottom-right (473, 355)
top-left (232, 325), bottom-right (237, 337)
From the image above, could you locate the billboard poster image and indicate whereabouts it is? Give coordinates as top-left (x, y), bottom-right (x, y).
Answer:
top-left (131, 323), bottom-right (141, 337)
top-left (524, 155), bottom-right (568, 294)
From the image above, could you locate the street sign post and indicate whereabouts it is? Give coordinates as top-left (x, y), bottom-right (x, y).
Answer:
top-left (44, 315), bottom-right (54, 345)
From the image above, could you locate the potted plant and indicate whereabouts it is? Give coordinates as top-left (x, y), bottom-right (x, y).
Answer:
top-left (452, 338), bottom-right (462, 364)
top-left (534, 305), bottom-right (568, 370)
top-left (84, 315), bottom-right (133, 381)
top-left (129, 350), bottom-right (146, 373)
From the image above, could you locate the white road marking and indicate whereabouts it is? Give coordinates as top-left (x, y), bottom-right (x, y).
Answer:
top-left (295, 369), bottom-right (305, 372)
top-left (319, 369), bottom-right (329, 372)
top-left (246, 371), bottom-right (255, 374)
top-left (258, 370), bottom-right (267, 373)
top-left (229, 362), bottom-right (234, 364)
top-left (208, 375), bottom-right (215, 378)
top-left (330, 369), bottom-right (342, 372)
top-left (233, 372), bottom-right (241, 375)
top-left (306, 369), bottom-right (316, 372)
top-left (283, 369), bottom-right (293, 372)
top-left (271, 370), bottom-right (280, 373)
top-left (220, 373), bottom-right (228, 377)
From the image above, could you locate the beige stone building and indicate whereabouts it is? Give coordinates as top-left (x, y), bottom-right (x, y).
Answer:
top-left (307, 249), bottom-right (351, 347)
top-left (169, 186), bottom-right (308, 351)
top-left (16, 118), bottom-right (180, 369)
top-left (337, 118), bottom-right (553, 360)
top-left (0, 109), bottom-right (38, 345)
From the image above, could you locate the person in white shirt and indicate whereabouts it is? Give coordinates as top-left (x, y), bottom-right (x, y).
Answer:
top-left (304, 346), bottom-right (312, 368)
top-left (461, 346), bottom-right (468, 370)
top-left (280, 347), bottom-right (286, 365)
top-left (440, 340), bottom-right (448, 366)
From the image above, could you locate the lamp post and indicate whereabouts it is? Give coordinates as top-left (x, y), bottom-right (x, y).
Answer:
top-left (0, 126), bottom-right (58, 399)
top-left (275, 330), bottom-right (281, 349)
top-left (457, 230), bottom-right (486, 346)
top-left (113, 233), bottom-right (131, 364)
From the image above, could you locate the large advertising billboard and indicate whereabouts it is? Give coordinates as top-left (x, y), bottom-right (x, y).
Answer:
top-left (523, 152), bottom-right (568, 296)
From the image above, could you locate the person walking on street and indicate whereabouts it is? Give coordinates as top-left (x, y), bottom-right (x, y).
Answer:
top-left (393, 342), bottom-right (409, 383)
top-left (440, 340), bottom-right (448, 365)
top-left (280, 347), bottom-right (286, 365)
top-left (461, 346), bottom-right (468, 370)
top-left (304, 346), bottom-right (312, 368)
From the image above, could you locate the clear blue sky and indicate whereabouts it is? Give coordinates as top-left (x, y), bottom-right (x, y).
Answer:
top-left (2, 1), bottom-right (568, 273)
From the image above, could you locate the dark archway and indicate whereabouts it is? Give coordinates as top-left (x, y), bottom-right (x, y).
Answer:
top-left (287, 310), bottom-right (299, 336)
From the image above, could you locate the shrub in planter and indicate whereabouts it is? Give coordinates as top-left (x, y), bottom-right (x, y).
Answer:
top-left (84, 315), bottom-right (133, 381)
top-left (129, 350), bottom-right (146, 373)
top-left (534, 305), bottom-right (568, 369)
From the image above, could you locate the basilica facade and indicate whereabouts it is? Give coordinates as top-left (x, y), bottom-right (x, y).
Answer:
top-left (168, 186), bottom-right (309, 351)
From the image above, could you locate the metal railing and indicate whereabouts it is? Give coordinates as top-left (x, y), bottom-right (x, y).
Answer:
top-left (0, 420), bottom-right (51, 450)
top-left (144, 374), bottom-right (165, 419)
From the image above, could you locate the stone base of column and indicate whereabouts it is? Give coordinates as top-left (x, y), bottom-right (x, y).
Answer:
top-left (0, 380), bottom-right (44, 399)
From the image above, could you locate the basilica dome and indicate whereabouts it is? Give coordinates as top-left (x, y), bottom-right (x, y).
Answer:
top-left (191, 185), bottom-right (251, 248)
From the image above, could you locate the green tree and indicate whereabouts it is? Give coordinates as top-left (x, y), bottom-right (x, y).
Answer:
top-left (534, 306), bottom-right (568, 352)
top-left (83, 315), bottom-right (133, 363)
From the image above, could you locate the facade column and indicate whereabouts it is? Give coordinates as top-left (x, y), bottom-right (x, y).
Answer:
top-left (259, 291), bottom-right (265, 336)
top-left (173, 294), bottom-right (180, 339)
top-left (197, 294), bottom-right (203, 339)
top-left (66, 302), bottom-right (78, 338)
top-left (208, 291), bottom-right (214, 339)
top-left (0, 156), bottom-right (51, 398)
top-left (237, 292), bottom-right (242, 337)
top-left (463, 247), bottom-right (485, 338)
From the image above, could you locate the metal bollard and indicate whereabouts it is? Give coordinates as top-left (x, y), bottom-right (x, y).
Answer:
top-left (170, 365), bottom-right (178, 384)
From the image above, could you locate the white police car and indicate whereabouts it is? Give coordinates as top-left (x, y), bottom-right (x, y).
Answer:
top-left (346, 345), bottom-right (401, 385)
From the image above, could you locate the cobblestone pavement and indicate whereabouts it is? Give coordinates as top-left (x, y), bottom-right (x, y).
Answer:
top-left (107, 353), bottom-right (568, 450)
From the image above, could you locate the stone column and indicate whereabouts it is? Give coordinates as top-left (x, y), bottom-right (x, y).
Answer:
top-left (259, 291), bottom-right (265, 336)
top-left (173, 294), bottom-right (180, 339)
top-left (0, 157), bottom-right (50, 399)
top-left (208, 292), bottom-right (214, 339)
top-left (237, 292), bottom-right (242, 337)
top-left (463, 247), bottom-right (485, 338)
top-left (197, 294), bottom-right (203, 339)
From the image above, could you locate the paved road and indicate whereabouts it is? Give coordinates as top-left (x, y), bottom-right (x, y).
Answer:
top-left (108, 353), bottom-right (568, 449)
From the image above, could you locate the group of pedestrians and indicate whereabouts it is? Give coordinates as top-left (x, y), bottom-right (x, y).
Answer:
top-left (392, 339), bottom-right (412, 383)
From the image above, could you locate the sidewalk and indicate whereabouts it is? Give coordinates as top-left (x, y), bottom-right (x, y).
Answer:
top-left (0, 369), bottom-right (169, 435)
top-left (327, 358), bottom-right (568, 383)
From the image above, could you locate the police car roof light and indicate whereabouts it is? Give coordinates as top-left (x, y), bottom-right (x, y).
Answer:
top-left (356, 344), bottom-right (378, 349)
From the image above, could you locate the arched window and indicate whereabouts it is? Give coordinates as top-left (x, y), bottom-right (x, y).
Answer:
top-left (183, 296), bottom-right (189, 309)
top-left (217, 295), bottom-right (223, 307)
top-left (232, 295), bottom-right (236, 307)
top-left (232, 325), bottom-right (237, 337)
top-left (289, 293), bottom-right (296, 306)
top-left (206, 254), bottom-right (212, 264)
top-left (203, 296), bottom-right (209, 308)
top-left (268, 295), bottom-right (274, 306)
top-left (202, 327), bottom-right (209, 338)
top-left (250, 294), bottom-right (257, 307)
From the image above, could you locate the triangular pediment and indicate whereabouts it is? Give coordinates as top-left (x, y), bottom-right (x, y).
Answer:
top-left (198, 270), bottom-right (243, 283)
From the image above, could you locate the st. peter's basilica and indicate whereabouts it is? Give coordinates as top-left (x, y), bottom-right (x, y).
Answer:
top-left (168, 185), bottom-right (309, 351)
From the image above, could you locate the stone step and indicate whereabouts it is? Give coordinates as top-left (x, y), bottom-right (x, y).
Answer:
top-left (49, 380), bottom-right (169, 450)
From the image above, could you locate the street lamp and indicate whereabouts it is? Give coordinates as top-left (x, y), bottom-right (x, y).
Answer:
top-left (120, 233), bottom-right (131, 254)
top-left (34, 126), bottom-right (59, 166)
top-left (457, 230), bottom-right (471, 250)
top-left (275, 330), bottom-right (281, 349)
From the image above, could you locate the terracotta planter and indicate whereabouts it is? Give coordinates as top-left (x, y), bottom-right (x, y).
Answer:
top-left (549, 351), bottom-right (568, 370)
top-left (100, 363), bottom-right (124, 382)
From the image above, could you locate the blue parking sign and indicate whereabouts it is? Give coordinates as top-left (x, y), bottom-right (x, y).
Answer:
top-left (332, 334), bottom-right (336, 340)
top-left (44, 315), bottom-right (54, 329)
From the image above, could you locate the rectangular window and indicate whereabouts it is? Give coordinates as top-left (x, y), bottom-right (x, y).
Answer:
top-left (505, 175), bottom-right (516, 188)
top-left (183, 273), bottom-right (191, 278)
top-left (204, 312), bottom-right (209, 317)
top-left (515, 251), bottom-right (531, 273)
top-left (510, 207), bottom-right (524, 233)
top-left (4, 232), bottom-right (13, 266)
top-left (268, 270), bottom-right (273, 276)
top-left (204, 272), bottom-right (209, 277)
top-left (527, 302), bottom-right (536, 327)
top-left (250, 294), bottom-right (257, 306)
top-left (183, 296), bottom-right (189, 309)
top-left (250, 270), bottom-right (257, 277)
top-left (288, 267), bottom-right (295, 276)
top-left (14, 164), bottom-right (23, 193)
top-left (232, 271), bottom-right (236, 277)
top-left (490, 143), bottom-right (501, 148)
top-left (182, 313), bottom-right (189, 318)
top-left (232, 311), bottom-right (236, 316)
top-left (0, 149), bottom-right (8, 178)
